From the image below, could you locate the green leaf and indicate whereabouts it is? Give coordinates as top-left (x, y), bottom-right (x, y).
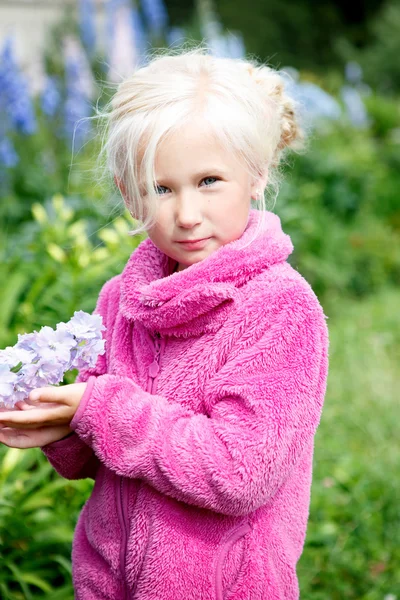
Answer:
top-left (0, 271), bottom-right (29, 330)
top-left (0, 448), bottom-right (25, 480)
top-left (17, 572), bottom-right (52, 593)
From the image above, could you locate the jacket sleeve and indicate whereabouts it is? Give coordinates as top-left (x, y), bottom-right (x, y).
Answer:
top-left (41, 277), bottom-right (117, 480)
top-left (70, 290), bottom-right (329, 514)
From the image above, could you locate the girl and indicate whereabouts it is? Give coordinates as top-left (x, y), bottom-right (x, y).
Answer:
top-left (0, 49), bottom-right (329, 600)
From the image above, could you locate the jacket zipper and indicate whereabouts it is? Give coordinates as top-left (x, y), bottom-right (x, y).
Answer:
top-left (119, 330), bottom-right (166, 599)
top-left (148, 331), bottom-right (162, 393)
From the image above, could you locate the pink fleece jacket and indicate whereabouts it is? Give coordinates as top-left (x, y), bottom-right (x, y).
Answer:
top-left (43, 209), bottom-right (329, 600)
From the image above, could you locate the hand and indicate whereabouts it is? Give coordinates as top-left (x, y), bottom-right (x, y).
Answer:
top-left (0, 382), bottom-right (87, 431)
top-left (0, 422), bottom-right (73, 449)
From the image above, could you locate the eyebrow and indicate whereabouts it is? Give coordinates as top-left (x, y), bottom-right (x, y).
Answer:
top-left (192, 167), bottom-right (229, 179)
top-left (153, 167), bottom-right (230, 183)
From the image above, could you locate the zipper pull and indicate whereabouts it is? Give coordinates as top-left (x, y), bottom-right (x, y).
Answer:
top-left (148, 360), bottom-right (159, 378)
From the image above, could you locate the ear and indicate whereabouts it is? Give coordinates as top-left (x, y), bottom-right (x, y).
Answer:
top-left (250, 168), bottom-right (268, 201)
top-left (114, 175), bottom-right (142, 221)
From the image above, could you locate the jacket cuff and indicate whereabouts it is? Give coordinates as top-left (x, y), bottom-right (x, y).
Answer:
top-left (70, 375), bottom-right (98, 431)
top-left (42, 430), bottom-right (76, 450)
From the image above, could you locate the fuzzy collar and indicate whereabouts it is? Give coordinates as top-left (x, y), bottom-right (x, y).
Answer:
top-left (120, 209), bottom-right (293, 338)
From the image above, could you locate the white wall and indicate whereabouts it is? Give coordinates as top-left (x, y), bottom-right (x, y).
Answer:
top-left (0, 0), bottom-right (105, 93)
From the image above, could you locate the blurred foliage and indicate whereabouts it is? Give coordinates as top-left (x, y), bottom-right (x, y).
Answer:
top-left (167, 0), bottom-right (400, 93)
top-left (277, 109), bottom-right (400, 307)
top-left (0, 444), bottom-right (93, 599)
top-left (0, 194), bottom-right (144, 348)
top-left (298, 287), bottom-right (400, 598)
top-left (210, 0), bottom-right (386, 72)
top-left (336, 0), bottom-right (400, 94)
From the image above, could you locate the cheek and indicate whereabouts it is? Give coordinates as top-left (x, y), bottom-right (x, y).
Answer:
top-left (147, 213), bottom-right (172, 246)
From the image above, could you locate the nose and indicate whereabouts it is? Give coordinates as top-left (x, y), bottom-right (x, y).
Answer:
top-left (174, 190), bottom-right (203, 229)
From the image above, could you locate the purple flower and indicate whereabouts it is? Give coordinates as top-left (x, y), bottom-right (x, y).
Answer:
top-left (23, 326), bottom-right (76, 367)
top-left (167, 27), bottom-right (185, 47)
top-left (107, 2), bottom-right (148, 81)
top-left (225, 32), bottom-right (245, 59)
top-left (140, 0), bottom-right (168, 38)
top-left (65, 311), bottom-right (106, 371)
top-left (63, 310), bottom-right (104, 340)
top-left (280, 69), bottom-right (342, 128)
top-left (79, 0), bottom-right (97, 56)
top-left (41, 76), bottom-right (61, 118)
top-left (18, 359), bottom-right (65, 393)
top-left (0, 311), bottom-right (105, 408)
top-left (340, 85), bottom-right (370, 129)
top-left (131, 5), bottom-right (148, 62)
top-left (0, 365), bottom-right (19, 408)
top-left (0, 36), bottom-right (36, 135)
top-left (0, 346), bottom-right (36, 369)
top-left (0, 136), bottom-right (18, 168)
top-left (59, 310), bottom-right (106, 369)
top-left (345, 61), bottom-right (363, 85)
top-left (63, 36), bottom-right (95, 147)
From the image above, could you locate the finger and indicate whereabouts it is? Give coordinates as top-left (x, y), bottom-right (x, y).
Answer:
top-left (15, 400), bottom-right (38, 410)
top-left (0, 426), bottom-right (68, 449)
top-left (0, 427), bottom-right (38, 449)
top-left (28, 386), bottom-right (64, 404)
top-left (0, 406), bottom-right (71, 429)
top-left (20, 399), bottom-right (61, 410)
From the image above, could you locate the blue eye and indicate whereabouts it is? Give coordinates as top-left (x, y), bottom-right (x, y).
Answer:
top-left (201, 177), bottom-right (218, 186)
top-left (156, 185), bottom-right (169, 195)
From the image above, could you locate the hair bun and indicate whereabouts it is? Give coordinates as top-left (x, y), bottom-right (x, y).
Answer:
top-left (245, 63), bottom-right (304, 165)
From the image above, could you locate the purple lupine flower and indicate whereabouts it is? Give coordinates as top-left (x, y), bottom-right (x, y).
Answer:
top-left (340, 85), bottom-right (370, 128)
top-left (106, 0), bottom-right (147, 66)
top-left (79, 0), bottom-right (97, 56)
top-left (41, 75), bottom-right (61, 118)
top-left (225, 32), bottom-right (245, 59)
top-left (21, 326), bottom-right (77, 367)
top-left (140, 0), bottom-right (168, 38)
top-left (345, 61), bottom-right (363, 85)
top-left (59, 310), bottom-right (106, 369)
top-left (107, 1), bottom-right (147, 82)
top-left (0, 365), bottom-right (18, 409)
top-left (280, 68), bottom-right (342, 129)
top-left (198, 0), bottom-right (223, 54)
top-left (0, 37), bottom-right (36, 135)
top-left (63, 35), bottom-right (96, 147)
top-left (208, 34), bottom-right (228, 58)
top-left (131, 4), bottom-right (148, 63)
top-left (0, 346), bottom-right (36, 369)
top-left (0, 311), bottom-right (105, 408)
top-left (62, 310), bottom-right (104, 341)
top-left (166, 26), bottom-right (185, 47)
top-left (295, 82), bottom-right (342, 121)
top-left (0, 136), bottom-right (18, 168)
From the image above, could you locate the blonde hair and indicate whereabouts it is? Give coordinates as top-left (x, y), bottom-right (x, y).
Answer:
top-left (96, 47), bottom-right (305, 236)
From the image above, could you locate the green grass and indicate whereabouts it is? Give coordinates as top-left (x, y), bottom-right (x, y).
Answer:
top-left (0, 288), bottom-right (399, 599)
top-left (298, 287), bottom-right (400, 599)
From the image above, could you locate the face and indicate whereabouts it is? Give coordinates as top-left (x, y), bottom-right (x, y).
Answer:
top-left (138, 120), bottom-right (262, 272)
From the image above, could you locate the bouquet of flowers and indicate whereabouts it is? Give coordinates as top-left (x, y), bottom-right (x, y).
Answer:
top-left (0, 311), bottom-right (105, 409)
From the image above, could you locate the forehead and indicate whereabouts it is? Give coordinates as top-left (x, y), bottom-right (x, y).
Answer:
top-left (154, 120), bottom-right (242, 176)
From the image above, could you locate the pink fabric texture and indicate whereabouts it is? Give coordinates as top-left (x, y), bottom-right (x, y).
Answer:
top-left (43, 209), bottom-right (329, 600)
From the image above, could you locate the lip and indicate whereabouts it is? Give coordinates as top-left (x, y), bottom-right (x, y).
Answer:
top-left (176, 237), bottom-right (211, 250)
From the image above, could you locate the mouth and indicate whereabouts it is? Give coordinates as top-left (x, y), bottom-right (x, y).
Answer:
top-left (176, 237), bottom-right (211, 250)
top-left (176, 237), bottom-right (208, 243)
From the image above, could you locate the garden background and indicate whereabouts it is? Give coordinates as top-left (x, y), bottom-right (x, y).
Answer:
top-left (0, 0), bottom-right (399, 598)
